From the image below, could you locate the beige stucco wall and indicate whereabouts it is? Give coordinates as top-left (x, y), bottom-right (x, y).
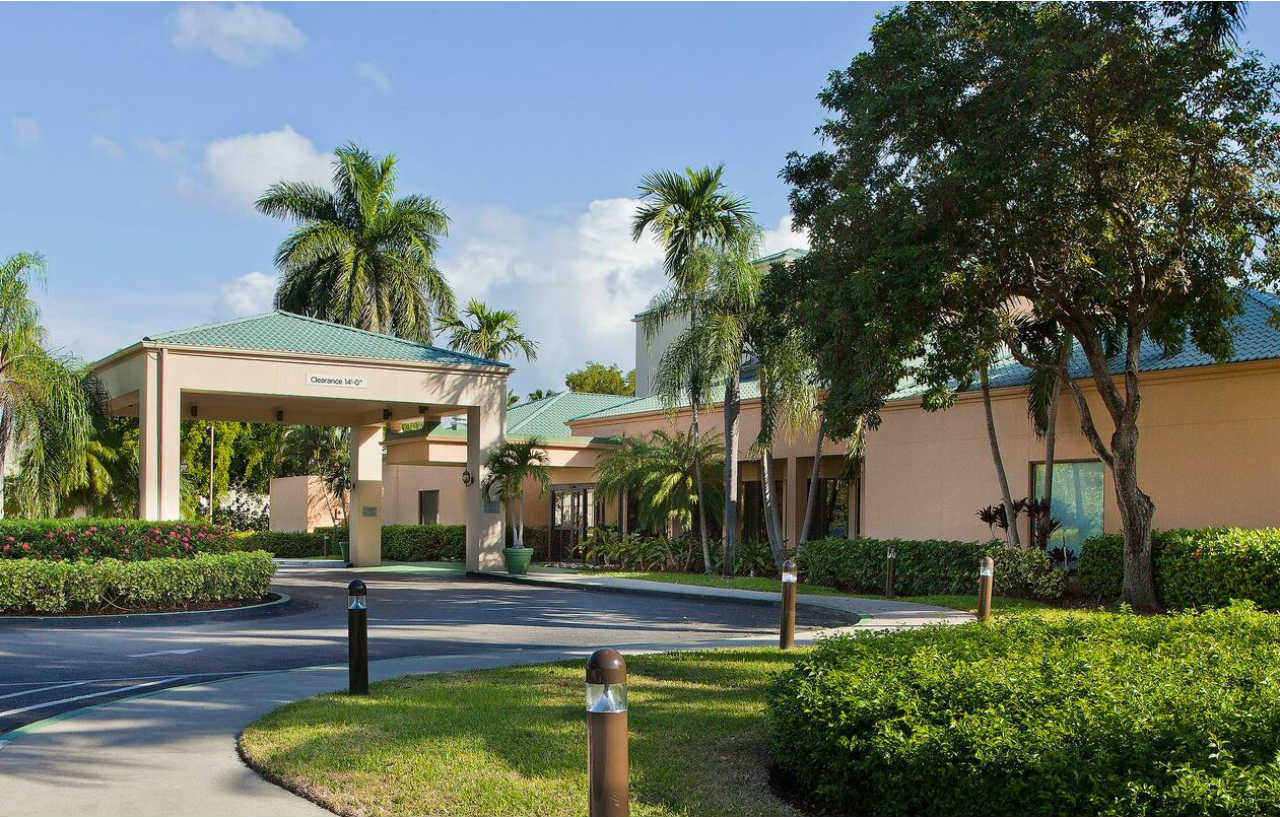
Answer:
top-left (269, 475), bottom-right (341, 532)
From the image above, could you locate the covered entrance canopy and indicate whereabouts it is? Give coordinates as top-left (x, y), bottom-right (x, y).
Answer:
top-left (88, 311), bottom-right (510, 569)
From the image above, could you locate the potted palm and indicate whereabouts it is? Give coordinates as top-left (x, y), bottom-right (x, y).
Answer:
top-left (483, 437), bottom-right (551, 575)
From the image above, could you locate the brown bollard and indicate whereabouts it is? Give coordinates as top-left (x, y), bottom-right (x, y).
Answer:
top-left (884, 546), bottom-right (897, 599)
top-left (587, 649), bottom-right (629, 817)
top-left (977, 556), bottom-right (994, 622)
top-left (780, 559), bottom-right (798, 650)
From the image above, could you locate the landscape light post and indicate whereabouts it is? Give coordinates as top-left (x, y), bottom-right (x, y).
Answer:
top-left (347, 579), bottom-right (369, 694)
top-left (586, 649), bottom-right (629, 817)
top-left (977, 556), bottom-right (994, 622)
top-left (779, 559), bottom-right (797, 650)
top-left (884, 545), bottom-right (897, 599)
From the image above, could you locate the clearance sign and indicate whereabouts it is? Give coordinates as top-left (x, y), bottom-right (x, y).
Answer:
top-left (305, 372), bottom-right (368, 389)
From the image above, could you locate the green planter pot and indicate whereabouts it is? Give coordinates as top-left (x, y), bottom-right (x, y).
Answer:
top-left (503, 547), bottom-right (534, 575)
top-left (339, 538), bottom-right (351, 566)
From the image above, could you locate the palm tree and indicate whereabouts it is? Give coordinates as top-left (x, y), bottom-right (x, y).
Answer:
top-left (437, 299), bottom-right (538, 362)
top-left (257, 143), bottom-right (455, 342)
top-left (633, 165), bottom-right (757, 574)
top-left (594, 429), bottom-right (724, 537)
top-left (483, 438), bottom-right (551, 549)
top-left (646, 243), bottom-right (762, 575)
top-left (0, 253), bottom-right (98, 517)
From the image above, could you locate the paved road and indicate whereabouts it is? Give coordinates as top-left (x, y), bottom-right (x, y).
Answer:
top-left (0, 566), bottom-right (849, 734)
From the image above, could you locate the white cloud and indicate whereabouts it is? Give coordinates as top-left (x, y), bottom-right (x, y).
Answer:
top-left (196, 126), bottom-right (333, 211)
top-left (11, 116), bottom-right (39, 148)
top-left (89, 134), bottom-right (124, 159)
top-left (441, 198), bottom-right (665, 394)
top-left (353, 61), bottom-right (391, 94)
top-left (136, 136), bottom-right (184, 164)
top-left (220, 271), bottom-right (276, 316)
top-left (170, 3), bottom-right (305, 67)
top-left (759, 213), bottom-right (810, 255)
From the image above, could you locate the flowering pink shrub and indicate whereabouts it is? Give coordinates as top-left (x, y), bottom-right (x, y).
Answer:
top-left (0, 519), bottom-right (236, 562)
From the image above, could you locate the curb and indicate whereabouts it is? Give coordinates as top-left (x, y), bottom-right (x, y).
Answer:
top-left (0, 592), bottom-right (295, 629)
top-left (470, 570), bottom-right (868, 624)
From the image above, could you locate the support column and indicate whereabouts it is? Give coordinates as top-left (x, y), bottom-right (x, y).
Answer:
top-left (466, 388), bottom-right (506, 572)
top-left (138, 350), bottom-right (160, 519)
top-left (348, 425), bottom-right (383, 566)
top-left (139, 349), bottom-right (182, 521)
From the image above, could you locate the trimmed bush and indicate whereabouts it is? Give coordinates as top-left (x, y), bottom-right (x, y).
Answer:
top-left (798, 537), bottom-right (1066, 599)
top-left (238, 525), bottom-right (465, 561)
top-left (0, 550), bottom-right (275, 613)
top-left (1080, 527), bottom-right (1280, 609)
top-left (0, 519), bottom-right (235, 561)
top-left (768, 604), bottom-right (1280, 816)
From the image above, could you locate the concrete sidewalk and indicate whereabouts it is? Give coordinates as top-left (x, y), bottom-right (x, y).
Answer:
top-left (478, 568), bottom-right (974, 629)
top-left (0, 576), bottom-right (966, 817)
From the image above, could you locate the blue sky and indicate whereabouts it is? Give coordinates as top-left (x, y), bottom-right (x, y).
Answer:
top-left (4, 2), bottom-right (1280, 395)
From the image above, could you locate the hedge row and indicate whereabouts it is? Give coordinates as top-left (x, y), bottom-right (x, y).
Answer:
top-left (237, 525), bottom-right (466, 561)
top-left (798, 536), bottom-right (1066, 599)
top-left (1080, 527), bottom-right (1280, 609)
top-left (768, 604), bottom-right (1280, 816)
top-left (0, 551), bottom-right (275, 613)
top-left (0, 519), bottom-right (236, 561)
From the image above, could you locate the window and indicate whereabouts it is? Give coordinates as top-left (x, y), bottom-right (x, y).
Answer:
top-left (418, 490), bottom-right (439, 525)
top-left (805, 478), bottom-right (851, 539)
top-left (1032, 461), bottom-right (1104, 556)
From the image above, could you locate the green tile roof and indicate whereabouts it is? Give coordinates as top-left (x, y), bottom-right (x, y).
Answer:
top-left (143, 311), bottom-right (507, 368)
top-left (505, 391), bottom-right (635, 440)
top-left (578, 289), bottom-right (1280, 422)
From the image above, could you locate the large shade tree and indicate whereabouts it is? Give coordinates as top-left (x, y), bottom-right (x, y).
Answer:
top-left (783, 1), bottom-right (1280, 609)
top-left (257, 143), bottom-right (455, 342)
top-left (633, 165), bottom-right (758, 575)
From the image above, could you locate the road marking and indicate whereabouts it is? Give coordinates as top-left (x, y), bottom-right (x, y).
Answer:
top-left (0, 676), bottom-right (184, 720)
top-left (0, 681), bottom-right (88, 701)
top-left (126, 648), bottom-right (201, 658)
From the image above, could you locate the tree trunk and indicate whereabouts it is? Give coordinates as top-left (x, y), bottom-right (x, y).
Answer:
top-left (759, 449), bottom-right (786, 567)
top-left (690, 396), bottom-right (713, 574)
top-left (799, 415), bottom-right (827, 545)
top-left (722, 371), bottom-right (741, 577)
top-left (1112, 421), bottom-right (1160, 611)
top-left (980, 363), bottom-right (1020, 546)
top-left (1038, 346), bottom-right (1067, 549)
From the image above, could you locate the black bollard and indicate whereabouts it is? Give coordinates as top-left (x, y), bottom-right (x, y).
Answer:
top-left (347, 579), bottom-right (369, 695)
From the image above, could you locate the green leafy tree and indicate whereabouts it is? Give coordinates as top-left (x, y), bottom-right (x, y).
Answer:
top-left (180, 421), bottom-right (244, 519)
top-left (564, 361), bottom-right (634, 396)
top-left (594, 429), bottom-right (724, 536)
top-left (525, 389), bottom-right (560, 402)
top-left (0, 253), bottom-right (98, 518)
top-left (437, 298), bottom-right (538, 362)
top-left (483, 437), bottom-right (551, 548)
top-left (634, 165), bottom-right (758, 575)
top-left (257, 143), bottom-right (455, 342)
top-left (281, 425), bottom-right (350, 526)
top-left (783, 2), bottom-right (1280, 609)
top-left (61, 413), bottom-right (138, 517)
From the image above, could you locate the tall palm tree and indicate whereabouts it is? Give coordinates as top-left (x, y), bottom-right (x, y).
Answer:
top-left (437, 298), bottom-right (538, 362)
top-left (646, 243), bottom-right (762, 575)
top-left (633, 165), bottom-right (757, 574)
top-left (594, 429), bottom-right (724, 536)
top-left (0, 253), bottom-right (98, 517)
top-left (483, 438), bottom-right (551, 548)
top-left (257, 143), bottom-right (455, 342)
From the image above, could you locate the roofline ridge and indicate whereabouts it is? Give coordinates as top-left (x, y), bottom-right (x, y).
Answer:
top-left (146, 311), bottom-right (278, 341)
top-left (273, 311), bottom-right (508, 368)
top-left (509, 390), bottom-right (569, 433)
top-left (566, 393), bottom-right (650, 421)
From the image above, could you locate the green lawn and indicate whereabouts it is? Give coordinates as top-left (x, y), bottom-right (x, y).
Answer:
top-left (239, 649), bottom-right (807, 817)
top-left (590, 571), bottom-right (1053, 615)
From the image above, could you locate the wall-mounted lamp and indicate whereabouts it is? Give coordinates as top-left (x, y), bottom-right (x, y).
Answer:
top-left (461, 468), bottom-right (475, 487)
top-left (418, 405), bottom-right (429, 415)
top-left (382, 409), bottom-right (392, 421)
top-left (275, 409), bottom-right (284, 422)
top-left (190, 405), bottom-right (198, 418)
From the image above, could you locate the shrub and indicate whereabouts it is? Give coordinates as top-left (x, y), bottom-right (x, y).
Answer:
top-left (768, 604), bottom-right (1280, 816)
top-left (237, 525), bottom-right (466, 561)
top-left (1080, 527), bottom-right (1280, 609)
top-left (0, 519), bottom-right (236, 561)
top-left (0, 550), bottom-right (275, 613)
top-left (798, 537), bottom-right (1065, 599)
